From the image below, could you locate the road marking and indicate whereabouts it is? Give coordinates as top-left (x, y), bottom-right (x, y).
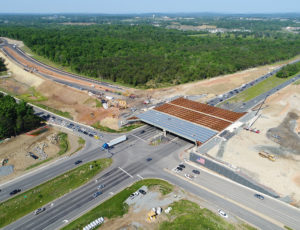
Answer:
top-left (137, 174), bottom-right (144, 179)
top-left (169, 137), bottom-right (178, 143)
top-left (118, 167), bottom-right (133, 178)
top-left (129, 133), bottom-right (148, 143)
top-left (63, 220), bottom-right (69, 223)
top-left (165, 168), bottom-right (284, 228)
top-left (109, 192), bottom-right (114, 195)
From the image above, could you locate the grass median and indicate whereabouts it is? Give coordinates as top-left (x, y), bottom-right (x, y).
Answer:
top-left (223, 74), bottom-right (298, 104)
top-left (62, 179), bottom-right (173, 230)
top-left (0, 158), bottom-right (112, 228)
top-left (92, 122), bottom-right (143, 133)
top-left (57, 132), bottom-right (69, 155)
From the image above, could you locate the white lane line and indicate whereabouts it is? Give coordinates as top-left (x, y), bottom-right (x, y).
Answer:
top-left (118, 167), bottom-right (133, 178)
top-left (129, 133), bottom-right (147, 143)
top-left (165, 168), bottom-right (284, 228)
top-left (137, 174), bottom-right (144, 180)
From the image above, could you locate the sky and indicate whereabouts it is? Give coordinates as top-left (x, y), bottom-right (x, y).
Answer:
top-left (0, 0), bottom-right (299, 14)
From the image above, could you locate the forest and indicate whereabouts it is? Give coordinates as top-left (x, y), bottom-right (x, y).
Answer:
top-left (0, 94), bottom-right (42, 139)
top-left (0, 57), bottom-right (7, 72)
top-left (1, 15), bottom-right (300, 87)
top-left (276, 62), bottom-right (300, 78)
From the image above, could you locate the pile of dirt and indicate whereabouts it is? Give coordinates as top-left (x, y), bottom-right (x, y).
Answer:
top-left (267, 112), bottom-right (300, 154)
top-left (0, 126), bottom-right (80, 183)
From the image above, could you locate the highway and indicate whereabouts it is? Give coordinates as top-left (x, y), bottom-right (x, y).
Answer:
top-left (4, 133), bottom-right (300, 230)
top-left (0, 38), bottom-right (124, 95)
top-left (208, 58), bottom-right (300, 107)
top-left (1, 37), bottom-right (300, 230)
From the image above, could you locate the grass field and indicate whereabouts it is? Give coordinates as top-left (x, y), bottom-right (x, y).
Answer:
top-left (160, 200), bottom-right (256, 230)
top-left (0, 159), bottom-right (112, 228)
top-left (57, 132), bottom-right (69, 155)
top-left (61, 179), bottom-right (173, 230)
top-left (33, 103), bottom-right (73, 120)
top-left (19, 87), bottom-right (48, 103)
top-left (223, 74), bottom-right (298, 104)
top-left (92, 122), bottom-right (143, 133)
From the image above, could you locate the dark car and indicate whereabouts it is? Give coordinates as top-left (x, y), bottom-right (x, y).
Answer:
top-left (192, 170), bottom-right (200, 174)
top-left (34, 207), bottom-right (46, 215)
top-left (178, 164), bottom-right (185, 168)
top-left (10, 189), bottom-right (21, 196)
top-left (74, 160), bottom-right (82, 165)
top-left (139, 189), bottom-right (147, 195)
top-left (176, 167), bottom-right (183, 171)
top-left (146, 158), bottom-right (152, 162)
top-left (89, 133), bottom-right (93, 137)
top-left (254, 194), bottom-right (264, 200)
top-left (93, 191), bottom-right (102, 198)
top-left (140, 130), bottom-right (145, 134)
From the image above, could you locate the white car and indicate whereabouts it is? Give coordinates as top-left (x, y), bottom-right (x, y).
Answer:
top-left (129, 191), bottom-right (139, 200)
top-left (218, 209), bottom-right (228, 218)
top-left (185, 174), bottom-right (194, 180)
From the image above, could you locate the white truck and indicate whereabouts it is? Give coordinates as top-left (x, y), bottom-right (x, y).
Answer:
top-left (102, 135), bottom-right (127, 150)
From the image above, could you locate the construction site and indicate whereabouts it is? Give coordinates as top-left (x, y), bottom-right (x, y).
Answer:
top-left (0, 126), bottom-right (83, 183)
top-left (206, 82), bottom-right (300, 206)
top-left (1, 37), bottom-right (300, 206)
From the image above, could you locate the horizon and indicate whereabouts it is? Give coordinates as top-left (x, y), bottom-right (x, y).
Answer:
top-left (1, 0), bottom-right (300, 14)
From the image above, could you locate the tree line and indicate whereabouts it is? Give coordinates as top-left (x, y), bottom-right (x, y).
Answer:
top-left (0, 57), bottom-right (7, 72)
top-left (0, 93), bottom-right (41, 139)
top-left (1, 24), bottom-right (300, 87)
top-left (276, 62), bottom-right (300, 78)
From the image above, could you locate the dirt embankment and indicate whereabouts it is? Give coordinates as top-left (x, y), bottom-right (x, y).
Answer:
top-left (0, 126), bottom-right (81, 183)
top-left (0, 50), bottom-right (120, 128)
top-left (208, 83), bottom-right (300, 205)
top-left (135, 54), bottom-right (300, 102)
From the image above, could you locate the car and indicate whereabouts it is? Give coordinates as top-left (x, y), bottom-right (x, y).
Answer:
top-left (176, 167), bottom-right (183, 171)
top-left (146, 158), bottom-right (152, 162)
top-left (218, 209), bottom-right (228, 218)
top-left (254, 194), bottom-right (264, 200)
top-left (192, 170), bottom-right (200, 174)
top-left (185, 174), bottom-right (194, 180)
top-left (34, 207), bottom-right (46, 215)
top-left (129, 191), bottom-right (139, 200)
top-left (93, 191), bottom-right (102, 198)
top-left (97, 184), bottom-right (105, 190)
top-left (89, 133), bottom-right (93, 137)
top-left (74, 160), bottom-right (82, 165)
top-left (139, 189), bottom-right (146, 195)
top-left (10, 189), bottom-right (21, 196)
top-left (83, 131), bottom-right (88, 135)
top-left (140, 130), bottom-right (145, 134)
top-left (178, 164), bottom-right (185, 168)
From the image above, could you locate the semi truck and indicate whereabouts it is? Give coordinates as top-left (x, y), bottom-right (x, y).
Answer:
top-left (102, 135), bottom-right (127, 150)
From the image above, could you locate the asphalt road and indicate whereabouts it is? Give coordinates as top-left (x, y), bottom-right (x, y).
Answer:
top-left (0, 38), bottom-right (124, 91)
top-left (6, 134), bottom-right (300, 230)
top-left (208, 58), bottom-right (300, 107)
top-left (2, 37), bottom-right (300, 229)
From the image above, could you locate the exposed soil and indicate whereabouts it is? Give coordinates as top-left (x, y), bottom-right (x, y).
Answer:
top-left (267, 112), bottom-right (300, 154)
top-left (208, 83), bottom-right (300, 205)
top-left (0, 126), bottom-right (81, 183)
top-left (0, 50), bottom-right (120, 128)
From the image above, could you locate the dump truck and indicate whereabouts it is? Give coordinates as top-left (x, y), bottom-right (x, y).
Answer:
top-left (102, 135), bottom-right (127, 150)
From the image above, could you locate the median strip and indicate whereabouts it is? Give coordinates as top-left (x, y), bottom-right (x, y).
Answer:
top-left (0, 158), bottom-right (112, 228)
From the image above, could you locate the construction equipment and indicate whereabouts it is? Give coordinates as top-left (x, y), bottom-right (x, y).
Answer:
top-left (259, 151), bottom-right (275, 161)
top-left (147, 210), bottom-right (157, 221)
